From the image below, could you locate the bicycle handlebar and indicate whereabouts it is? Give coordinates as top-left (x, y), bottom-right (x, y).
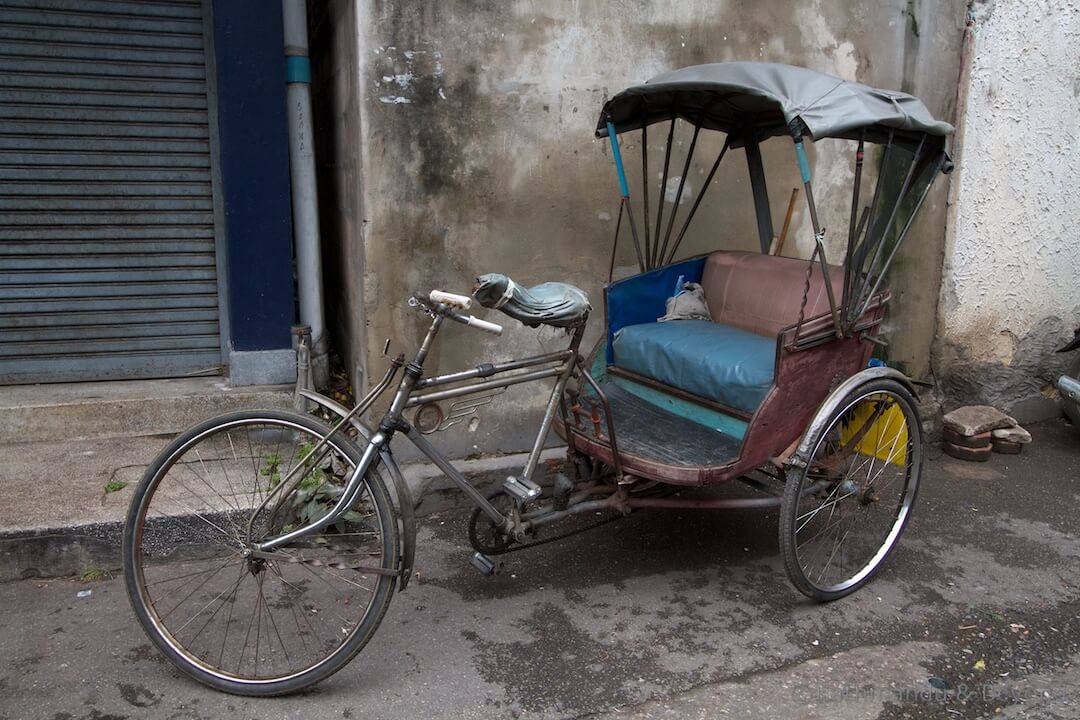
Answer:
top-left (429, 289), bottom-right (472, 310)
top-left (411, 289), bottom-right (504, 336)
top-left (451, 311), bottom-right (503, 335)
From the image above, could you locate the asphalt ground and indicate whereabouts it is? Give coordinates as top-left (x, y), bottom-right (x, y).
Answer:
top-left (2, 418), bottom-right (1078, 720)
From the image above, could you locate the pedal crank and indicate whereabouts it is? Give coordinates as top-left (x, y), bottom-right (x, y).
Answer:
top-left (467, 488), bottom-right (625, 556)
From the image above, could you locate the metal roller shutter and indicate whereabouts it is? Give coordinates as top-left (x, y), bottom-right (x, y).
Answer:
top-left (0, 0), bottom-right (223, 384)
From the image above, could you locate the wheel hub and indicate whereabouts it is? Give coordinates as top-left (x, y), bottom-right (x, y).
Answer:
top-left (858, 485), bottom-right (879, 505)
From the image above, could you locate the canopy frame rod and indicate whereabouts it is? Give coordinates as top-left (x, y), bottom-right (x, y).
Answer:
top-left (658, 102), bottom-right (714, 266)
top-left (744, 125), bottom-right (775, 255)
top-left (605, 119), bottom-right (645, 272)
top-left (848, 129), bottom-right (896, 300)
top-left (665, 135), bottom-right (732, 266)
top-left (842, 132), bottom-right (866, 310)
top-left (789, 119), bottom-right (842, 339)
top-left (852, 146), bottom-right (944, 322)
top-left (850, 133), bottom-right (927, 324)
top-left (650, 114), bottom-right (677, 269)
top-left (640, 122), bottom-right (652, 269)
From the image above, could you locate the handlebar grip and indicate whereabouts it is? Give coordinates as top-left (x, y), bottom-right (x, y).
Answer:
top-left (463, 315), bottom-right (503, 335)
top-left (429, 290), bottom-right (472, 310)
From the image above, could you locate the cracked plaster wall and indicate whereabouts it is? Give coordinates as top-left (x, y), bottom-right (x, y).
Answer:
top-left (316, 0), bottom-right (966, 457)
top-left (937, 0), bottom-right (1080, 420)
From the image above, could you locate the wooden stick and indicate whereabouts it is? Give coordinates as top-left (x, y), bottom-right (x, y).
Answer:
top-left (774, 187), bottom-right (800, 256)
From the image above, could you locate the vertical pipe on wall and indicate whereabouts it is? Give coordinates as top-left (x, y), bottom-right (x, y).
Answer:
top-left (282, 0), bottom-right (328, 388)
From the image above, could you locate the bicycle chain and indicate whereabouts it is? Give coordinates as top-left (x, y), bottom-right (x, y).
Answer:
top-left (472, 511), bottom-right (624, 556)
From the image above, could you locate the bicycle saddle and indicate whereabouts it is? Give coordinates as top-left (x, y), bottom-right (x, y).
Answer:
top-left (473, 273), bottom-right (590, 328)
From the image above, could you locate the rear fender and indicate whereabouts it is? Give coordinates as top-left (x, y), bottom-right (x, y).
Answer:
top-left (299, 390), bottom-right (416, 591)
top-left (789, 367), bottom-right (918, 470)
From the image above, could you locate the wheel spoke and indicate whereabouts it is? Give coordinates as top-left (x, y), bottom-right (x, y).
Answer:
top-left (126, 412), bottom-right (397, 690)
top-left (783, 385), bottom-right (920, 599)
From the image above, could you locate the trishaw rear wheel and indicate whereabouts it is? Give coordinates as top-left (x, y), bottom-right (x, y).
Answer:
top-left (780, 378), bottom-right (921, 601)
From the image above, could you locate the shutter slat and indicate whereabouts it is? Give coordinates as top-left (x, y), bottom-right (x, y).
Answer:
top-left (0, 0), bottom-right (222, 384)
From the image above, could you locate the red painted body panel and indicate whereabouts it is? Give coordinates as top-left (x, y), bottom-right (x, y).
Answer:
top-left (556, 301), bottom-right (886, 486)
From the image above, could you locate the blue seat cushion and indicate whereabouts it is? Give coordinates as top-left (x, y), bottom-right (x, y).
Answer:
top-left (611, 319), bottom-right (775, 415)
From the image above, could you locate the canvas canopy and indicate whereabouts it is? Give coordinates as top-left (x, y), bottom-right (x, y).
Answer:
top-left (596, 62), bottom-right (953, 145)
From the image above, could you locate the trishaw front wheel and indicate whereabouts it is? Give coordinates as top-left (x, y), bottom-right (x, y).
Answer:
top-left (779, 378), bottom-right (921, 601)
top-left (122, 409), bottom-right (399, 696)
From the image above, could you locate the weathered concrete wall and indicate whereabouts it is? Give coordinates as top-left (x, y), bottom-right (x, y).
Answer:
top-left (936, 0), bottom-right (1080, 421)
top-left (319, 0), bottom-right (966, 456)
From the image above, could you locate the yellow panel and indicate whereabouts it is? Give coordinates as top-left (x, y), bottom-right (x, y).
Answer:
top-left (840, 400), bottom-right (908, 466)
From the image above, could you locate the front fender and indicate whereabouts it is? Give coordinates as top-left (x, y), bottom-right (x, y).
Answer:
top-left (299, 390), bottom-right (417, 591)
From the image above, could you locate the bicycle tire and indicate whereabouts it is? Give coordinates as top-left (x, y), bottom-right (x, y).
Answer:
top-left (779, 378), bottom-right (922, 601)
top-left (123, 409), bottom-right (399, 696)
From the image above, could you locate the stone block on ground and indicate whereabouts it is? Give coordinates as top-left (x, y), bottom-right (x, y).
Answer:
top-left (992, 425), bottom-right (1032, 444)
top-left (942, 405), bottom-right (1017, 436)
top-left (943, 428), bottom-right (991, 449)
top-left (992, 437), bottom-right (1024, 455)
top-left (943, 441), bottom-right (992, 462)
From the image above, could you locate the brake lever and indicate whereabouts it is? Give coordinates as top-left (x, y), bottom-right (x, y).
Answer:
top-left (407, 295), bottom-right (436, 318)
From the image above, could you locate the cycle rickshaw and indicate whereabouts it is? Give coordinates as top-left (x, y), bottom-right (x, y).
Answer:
top-left (123, 62), bottom-right (953, 695)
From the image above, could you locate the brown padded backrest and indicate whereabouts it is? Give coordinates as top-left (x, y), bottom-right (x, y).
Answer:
top-left (700, 251), bottom-right (844, 338)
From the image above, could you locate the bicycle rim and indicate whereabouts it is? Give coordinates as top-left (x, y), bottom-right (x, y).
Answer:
top-left (125, 411), bottom-right (397, 692)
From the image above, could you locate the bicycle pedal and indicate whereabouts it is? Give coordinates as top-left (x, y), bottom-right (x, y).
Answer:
top-left (502, 476), bottom-right (541, 506)
top-left (470, 552), bottom-right (497, 577)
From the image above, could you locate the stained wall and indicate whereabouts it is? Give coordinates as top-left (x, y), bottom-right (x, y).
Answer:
top-left (313, 0), bottom-right (967, 455)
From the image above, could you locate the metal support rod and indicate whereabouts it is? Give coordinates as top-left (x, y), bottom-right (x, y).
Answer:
top-left (791, 124), bottom-right (842, 338)
top-left (854, 153), bottom-right (946, 319)
top-left (640, 123), bottom-right (652, 269)
top-left (744, 128), bottom-right (775, 254)
top-left (254, 432), bottom-right (388, 551)
top-left (623, 197), bottom-right (646, 273)
top-left (850, 129), bottom-right (895, 305)
top-left (605, 121), bottom-right (646, 273)
top-left (658, 121), bottom-right (703, 265)
top-left (844, 205), bottom-right (872, 323)
top-left (651, 116), bottom-right (677, 268)
top-left (608, 199), bottom-right (623, 283)
top-left (577, 364), bottom-right (624, 481)
top-left (774, 187), bottom-right (799, 256)
top-left (406, 365), bottom-right (564, 407)
top-left (736, 473), bottom-right (785, 497)
top-left (414, 350), bottom-right (571, 389)
top-left (406, 431), bottom-right (508, 525)
top-left (810, 214), bottom-right (842, 338)
top-left (626, 495), bottom-right (782, 510)
top-left (526, 498), bottom-right (618, 530)
top-left (249, 356), bottom-right (401, 538)
top-left (843, 134), bottom-right (866, 309)
top-left (518, 324), bottom-right (586, 486)
top-left (666, 136), bottom-right (731, 265)
top-left (853, 134), bottom-right (927, 316)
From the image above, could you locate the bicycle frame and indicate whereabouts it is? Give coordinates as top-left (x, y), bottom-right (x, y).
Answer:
top-left (253, 307), bottom-right (587, 553)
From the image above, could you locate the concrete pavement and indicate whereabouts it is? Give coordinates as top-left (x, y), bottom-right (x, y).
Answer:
top-left (1, 418), bottom-right (1078, 719)
top-left (0, 430), bottom-right (560, 580)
